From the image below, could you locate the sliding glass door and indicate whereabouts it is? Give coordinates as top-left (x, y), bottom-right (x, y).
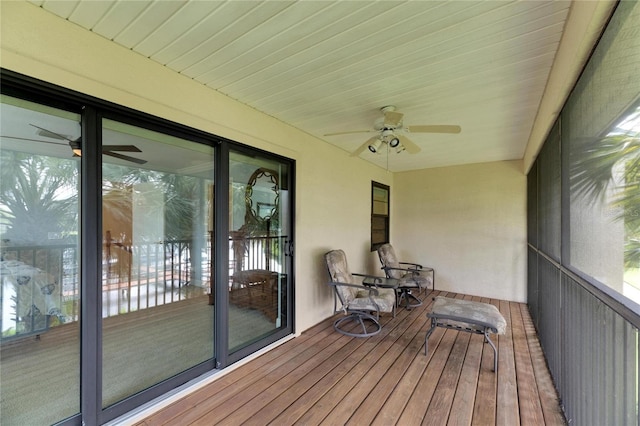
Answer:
top-left (0, 75), bottom-right (295, 425)
top-left (228, 150), bottom-right (293, 354)
top-left (100, 119), bottom-right (215, 407)
top-left (0, 96), bottom-right (82, 425)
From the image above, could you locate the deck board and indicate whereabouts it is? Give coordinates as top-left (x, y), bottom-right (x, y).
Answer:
top-left (348, 307), bottom-right (431, 425)
top-left (521, 304), bottom-right (565, 425)
top-left (396, 329), bottom-right (456, 425)
top-left (135, 291), bottom-right (565, 426)
top-left (448, 327), bottom-right (483, 425)
top-left (331, 304), bottom-right (426, 424)
top-left (511, 302), bottom-right (546, 425)
top-left (496, 299), bottom-right (520, 426)
top-left (471, 297), bottom-right (499, 425)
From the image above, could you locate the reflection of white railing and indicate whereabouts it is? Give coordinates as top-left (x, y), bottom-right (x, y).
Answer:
top-left (102, 238), bottom-right (212, 317)
top-left (1, 244), bottom-right (78, 339)
top-left (1, 239), bottom-right (206, 338)
top-left (1, 235), bottom-right (288, 339)
top-left (229, 235), bottom-right (287, 277)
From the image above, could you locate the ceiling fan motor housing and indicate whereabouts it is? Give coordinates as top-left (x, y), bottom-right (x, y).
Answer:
top-left (381, 129), bottom-right (400, 147)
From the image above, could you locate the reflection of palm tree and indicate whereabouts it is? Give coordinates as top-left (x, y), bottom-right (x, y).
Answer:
top-left (0, 151), bottom-right (78, 245)
top-left (102, 164), bottom-right (202, 241)
top-left (570, 106), bottom-right (640, 267)
top-left (102, 163), bottom-right (209, 287)
top-left (162, 173), bottom-right (200, 241)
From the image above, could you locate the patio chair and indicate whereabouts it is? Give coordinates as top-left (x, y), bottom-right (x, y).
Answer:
top-left (377, 243), bottom-right (434, 308)
top-left (324, 249), bottom-right (396, 337)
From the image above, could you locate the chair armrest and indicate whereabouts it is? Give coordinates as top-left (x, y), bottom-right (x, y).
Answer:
top-left (352, 272), bottom-right (382, 280)
top-left (382, 265), bottom-right (418, 274)
top-left (328, 281), bottom-right (379, 296)
top-left (399, 262), bottom-right (424, 270)
top-left (352, 273), bottom-right (385, 284)
top-left (388, 264), bottom-right (433, 273)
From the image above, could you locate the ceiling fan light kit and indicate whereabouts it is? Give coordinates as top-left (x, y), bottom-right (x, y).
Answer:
top-left (368, 138), bottom-right (383, 153)
top-left (69, 140), bottom-right (82, 157)
top-left (387, 136), bottom-right (400, 148)
top-left (368, 135), bottom-right (402, 154)
top-left (325, 105), bottom-right (461, 157)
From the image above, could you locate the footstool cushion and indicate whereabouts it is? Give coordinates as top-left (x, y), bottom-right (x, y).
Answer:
top-left (425, 296), bottom-right (507, 371)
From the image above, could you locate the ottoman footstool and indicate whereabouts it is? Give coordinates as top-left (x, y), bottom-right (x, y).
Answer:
top-left (425, 296), bottom-right (507, 372)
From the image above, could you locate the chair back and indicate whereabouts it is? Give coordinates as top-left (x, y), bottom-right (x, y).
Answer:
top-left (377, 243), bottom-right (402, 279)
top-left (325, 249), bottom-right (357, 304)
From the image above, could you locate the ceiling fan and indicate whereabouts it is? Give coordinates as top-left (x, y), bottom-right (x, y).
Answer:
top-left (324, 106), bottom-right (461, 157)
top-left (2, 124), bottom-right (148, 164)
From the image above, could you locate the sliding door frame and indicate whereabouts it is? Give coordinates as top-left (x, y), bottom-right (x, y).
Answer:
top-left (223, 143), bottom-right (296, 367)
top-left (0, 69), bottom-right (295, 426)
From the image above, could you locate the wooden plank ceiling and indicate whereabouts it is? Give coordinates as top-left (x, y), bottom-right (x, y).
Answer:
top-left (29, 0), bottom-right (603, 171)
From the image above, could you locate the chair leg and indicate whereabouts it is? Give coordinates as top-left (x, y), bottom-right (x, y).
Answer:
top-left (424, 321), bottom-right (437, 356)
top-left (484, 330), bottom-right (498, 372)
top-left (334, 312), bottom-right (382, 337)
top-left (398, 288), bottom-right (422, 310)
top-left (356, 315), bottom-right (368, 335)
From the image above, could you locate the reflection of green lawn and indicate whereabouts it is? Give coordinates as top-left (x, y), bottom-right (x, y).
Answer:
top-left (623, 269), bottom-right (640, 305)
top-left (624, 268), bottom-right (640, 289)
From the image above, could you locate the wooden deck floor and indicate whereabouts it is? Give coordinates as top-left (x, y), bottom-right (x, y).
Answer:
top-left (134, 291), bottom-right (565, 425)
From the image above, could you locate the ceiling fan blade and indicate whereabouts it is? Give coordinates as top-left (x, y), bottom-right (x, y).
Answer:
top-left (350, 137), bottom-right (378, 157)
top-left (8, 129), bottom-right (146, 163)
top-left (406, 125), bottom-right (461, 134)
top-left (30, 124), bottom-right (74, 141)
top-left (0, 135), bottom-right (67, 146)
top-left (102, 145), bottom-right (142, 152)
top-left (383, 111), bottom-right (404, 128)
top-left (324, 130), bottom-right (375, 136)
top-left (103, 151), bottom-right (147, 164)
top-left (397, 135), bottom-right (421, 154)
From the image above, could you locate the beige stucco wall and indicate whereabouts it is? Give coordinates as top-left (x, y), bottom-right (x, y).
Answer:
top-left (1, 2), bottom-right (526, 335)
top-left (392, 161), bottom-right (527, 302)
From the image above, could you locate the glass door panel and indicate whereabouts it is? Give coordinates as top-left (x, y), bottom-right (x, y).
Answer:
top-left (0, 96), bottom-right (81, 425)
top-left (228, 151), bottom-right (291, 352)
top-left (101, 119), bottom-right (214, 407)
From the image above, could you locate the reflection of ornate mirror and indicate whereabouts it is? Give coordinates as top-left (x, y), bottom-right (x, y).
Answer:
top-left (244, 168), bottom-right (279, 233)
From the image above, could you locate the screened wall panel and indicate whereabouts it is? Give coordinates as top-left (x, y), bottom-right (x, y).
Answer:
top-left (537, 122), bottom-right (561, 261)
top-left (528, 2), bottom-right (640, 424)
top-left (527, 160), bottom-right (538, 246)
top-left (561, 274), bottom-right (639, 426)
top-left (536, 255), bottom-right (562, 385)
top-left (565, 0), bottom-right (640, 296)
top-left (527, 247), bottom-right (539, 327)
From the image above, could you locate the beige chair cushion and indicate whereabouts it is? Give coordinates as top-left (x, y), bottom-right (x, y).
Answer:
top-left (377, 243), bottom-right (432, 289)
top-left (325, 249), bottom-right (395, 313)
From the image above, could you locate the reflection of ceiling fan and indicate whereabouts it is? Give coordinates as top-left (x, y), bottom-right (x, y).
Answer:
top-left (324, 106), bottom-right (461, 157)
top-left (5, 124), bottom-right (147, 164)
